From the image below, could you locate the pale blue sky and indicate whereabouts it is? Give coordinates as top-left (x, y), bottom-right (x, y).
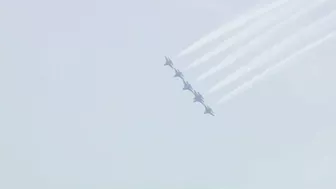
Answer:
top-left (1, 0), bottom-right (335, 188)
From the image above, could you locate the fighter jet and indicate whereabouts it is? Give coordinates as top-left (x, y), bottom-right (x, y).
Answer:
top-left (164, 56), bottom-right (173, 68)
top-left (202, 104), bottom-right (215, 116)
top-left (192, 91), bottom-right (204, 103)
top-left (173, 68), bottom-right (184, 80)
top-left (182, 80), bottom-right (193, 92)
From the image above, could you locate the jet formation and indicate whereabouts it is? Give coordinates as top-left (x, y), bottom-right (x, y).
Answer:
top-left (164, 56), bottom-right (215, 116)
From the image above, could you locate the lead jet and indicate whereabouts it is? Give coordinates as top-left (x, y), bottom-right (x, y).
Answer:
top-left (202, 104), bottom-right (215, 116)
top-left (182, 80), bottom-right (193, 92)
top-left (173, 68), bottom-right (184, 80)
top-left (164, 56), bottom-right (173, 68)
top-left (192, 91), bottom-right (204, 103)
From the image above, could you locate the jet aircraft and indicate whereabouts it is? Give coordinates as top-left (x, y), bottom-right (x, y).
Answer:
top-left (173, 68), bottom-right (184, 80)
top-left (164, 56), bottom-right (173, 68)
top-left (202, 104), bottom-right (215, 116)
top-left (192, 91), bottom-right (204, 103)
top-left (182, 80), bottom-right (193, 92)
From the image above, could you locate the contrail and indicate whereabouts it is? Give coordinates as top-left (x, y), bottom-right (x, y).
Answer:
top-left (217, 31), bottom-right (336, 104)
top-left (199, 6), bottom-right (336, 83)
top-left (177, 0), bottom-right (292, 58)
top-left (186, 0), bottom-right (302, 70)
top-left (205, 0), bottom-right (329, 90)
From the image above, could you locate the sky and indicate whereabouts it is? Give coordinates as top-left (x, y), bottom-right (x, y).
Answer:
top-left (0, 0), bottom-right (335, 188)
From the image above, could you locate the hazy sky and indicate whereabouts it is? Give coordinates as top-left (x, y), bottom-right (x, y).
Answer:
top-left (1, 0), bottom-right (335, 188)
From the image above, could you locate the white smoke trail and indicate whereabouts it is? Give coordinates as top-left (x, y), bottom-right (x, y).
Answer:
top-left (186, 0), bottom-right (302, 70)
top-left (218, 31), bottom-right (336, 104)
top-left (206, 0), bottom-right (329, 92)
top-left (199, 7), bottom-right (336, 82)
top-left (177, 0), bottom-right (292, 58)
